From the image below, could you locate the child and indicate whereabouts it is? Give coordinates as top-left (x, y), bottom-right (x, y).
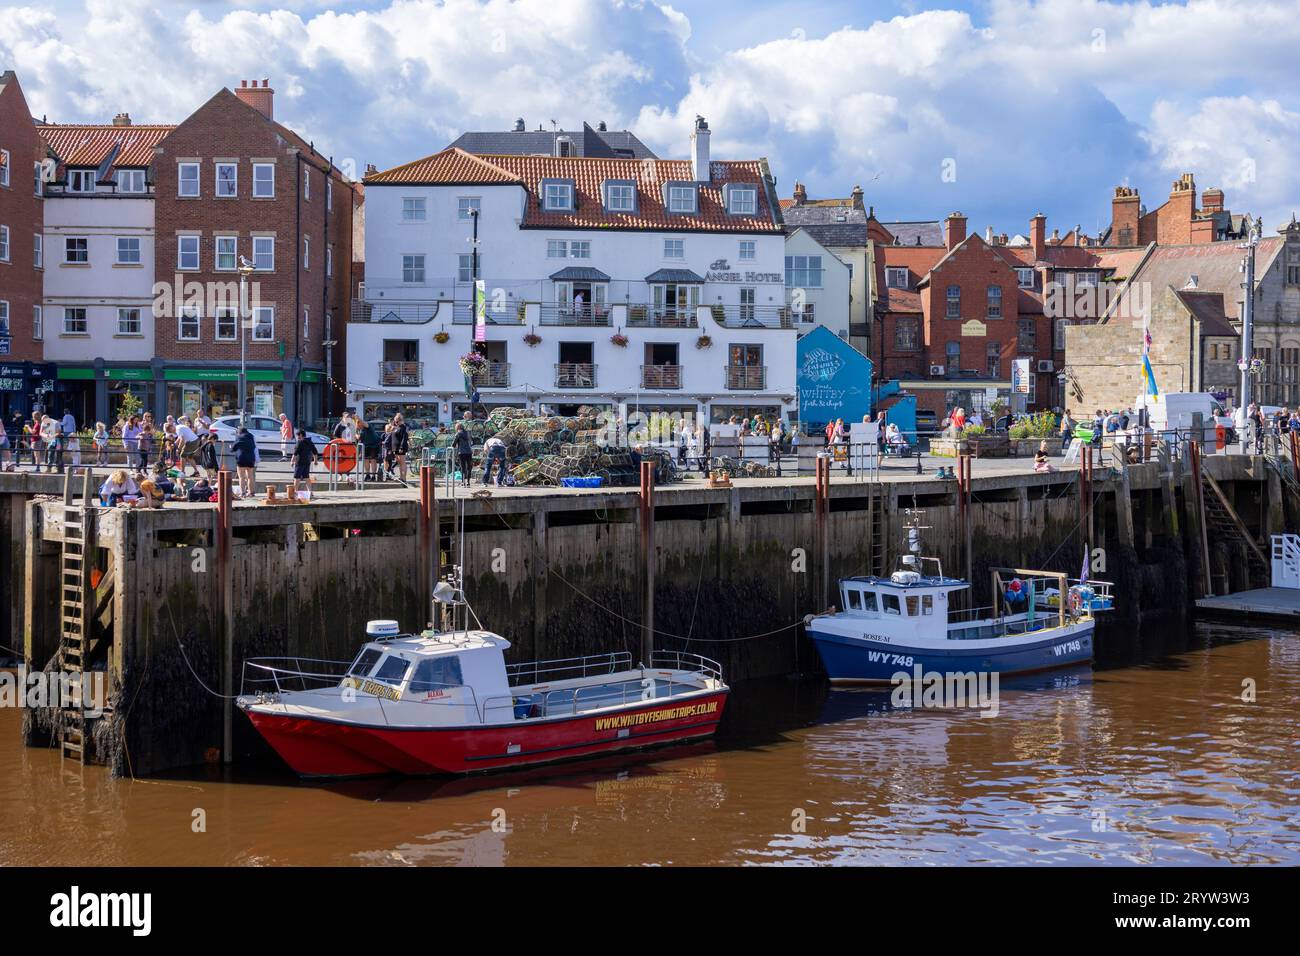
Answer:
top-left (67, 433), bottom-right (82, 467)
top-left (94, 422), bottom-right (109, 466)
top-left (1033, 440), bottom-right (1054, 474)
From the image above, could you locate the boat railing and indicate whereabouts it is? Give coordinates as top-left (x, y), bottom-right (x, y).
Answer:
top-left (947, 604), bottom-right (996, 625)
top-left (241, 657), bottom-right (353, 696)
top-left (650, 650), bottom-right (724, 682)
top-left (505, 651), bottom-right (633, 687)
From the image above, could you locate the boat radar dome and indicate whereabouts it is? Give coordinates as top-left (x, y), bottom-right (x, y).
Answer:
top-left (366, 620), bottom-right (401, 638)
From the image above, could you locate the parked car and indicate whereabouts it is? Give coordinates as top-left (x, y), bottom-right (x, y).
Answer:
top-left (210, 415), bottom-right (329, 456)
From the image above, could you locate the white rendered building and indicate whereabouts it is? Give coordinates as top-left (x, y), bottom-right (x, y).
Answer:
top-left (348, 118), bottom-right (797, 427)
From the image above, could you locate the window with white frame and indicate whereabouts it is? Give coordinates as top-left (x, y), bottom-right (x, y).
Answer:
top-left (569, 241), bottom-right (591, 259)
top-left (663, 239), bottom-right (684, 259)
top-left (785, 255), bottom-right (823, 288)
top-left (178, 162), bottom-right (199, 197)
top-left (886, 267), bottom-right (909, 289)
top-left (33, 305), bottom-right (42, 341)
top-left (0, 225), bottom-right (8, 262)
top-left (458, 254), bottom-right (475, 283)
top-left (177, 235), bottom-right (200, 270)
top-left (303, 169), bottom-right (311, 200)
top-left (115, 169), bottom-right (146, 193)
top-left (64, 307), bottom-right (88, 335)
top-left (798, 301), bottom-right (816, 325)
top-left (543, 182), bottom-right (572, 211)
top-left (303, 236), bottom-right (310, 270)
top-left (986, 285), bottom-right (1002, 318)
top-left (1054, 318), bottom-right (1068, 351)
top-left (946, 285), bottom-right (961, 319)
top-left (326, 183), bottom-right (333, 212)
top-left (1017, 268), bottom-right (1034, 288)
top-left (606, 182), bottom-right (635, 211)
top-left (117, 307), bottom-right (142, 335)
top-left (215, 236), bottom-right (237, 271)
top-left (0, 150), bottom-right (8, 187)
top-left (65, 237), bottom-right (88, 264)
top-left (215, 163), bottom-right (237, 198)
top-left (33, 233), bottom-right (42, 268)
top-left (215, 308), bottom-right (237, 341)
top-left (402, 254), bottom-right (425, 284)
top-left (303, 306), bottom-right (310, 341)
top-left (727, 186), bottom-right (756, 215)
top-left (253, 163), bottom-right (275, 198)
top-left (116, 236), bottom-right (141, 265)
top-left (33, 162), bottom-right (42, 197)
top-left (668, 186), bottom-right (696, 213)
top-left (402, 197), bottom-right (426, 221)
top-left (458, 197), bottom-right (480, 220)
top-left (252, 306), bottom-right (274, 341)
top-left (739, 240), bottom-right (756, 261)
top-left (547, 240), bottom-right (567, 258)
top-left (68, 169), bottom-right (96, 193)
top-left (326, 246), bottom-right (333, 277)
top-left (253, 236), bottom-right (274, 271)
top-left (1076, 271), bottom-right (1099, 287)
top-left (178, 305), bottom-right (200, 341)
top-left (0, 301), bottom-right (7, 334)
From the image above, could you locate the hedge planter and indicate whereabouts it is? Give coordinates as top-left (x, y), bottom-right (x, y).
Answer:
top-left (967, 434), bottom-right (1009, 458)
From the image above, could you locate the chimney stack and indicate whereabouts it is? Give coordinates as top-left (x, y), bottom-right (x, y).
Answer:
top-left (792, 181), bottom-right (807, 206)
top-left (986, 225), bottom-right (994, 243)
top-left (850, 184), bottom-right (864, 210)
top-left (234, 78), bottom-right (274, 120)
top-left (514, 118), bottom-right (525, 132)
top-left (690, 115), bottom-right (711, 182)
top-left (112, 112), bottom-right (131, 127)
top-left (1111, 185), bottom-right (1141, 246)
top-left (1201, 187), bottom-right (1225, 213)
top-left (943, 211), bottom-right (967, 250)
top-left (1029, 213), bottom-right (1046, 259)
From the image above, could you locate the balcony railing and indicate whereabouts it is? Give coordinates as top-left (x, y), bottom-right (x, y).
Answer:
top-left (539, 305), bottom-right (612, 327)
top-left (725, 365), bottom-right (767, 390)
top-left (710, 305), bottom-right (794, 329)
top-left (628, 307), bottom-right (698, 329)
top-left (380, 361), bottom-right (423, 387)
top-left (354, 300), bottom-right (442, 324)
top-left (641, 364), bottom-right (683, 389)
top-left (555, 363), bottom-right (598, 389)
top-left (452, 303), bottom-right (526, 325)
top-left (470, 362), bottom-right (511, 388)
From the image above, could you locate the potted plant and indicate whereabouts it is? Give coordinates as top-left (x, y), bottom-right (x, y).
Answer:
top-left (696, 334), bottom-right (713, 350)
top-left (610, 333), bottom-right (629, 347)
top-left (433, 330), bottom-right (450, 344)
top-left (523, 332), bottom-right (542, 347)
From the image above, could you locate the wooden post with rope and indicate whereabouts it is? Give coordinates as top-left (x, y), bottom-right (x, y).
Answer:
top-left (639, 460), bottom-right (656, 666)
top-left (216, 469), bottom-right (234, 763)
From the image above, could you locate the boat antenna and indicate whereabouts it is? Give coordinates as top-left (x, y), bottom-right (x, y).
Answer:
top-left (902, 509), bottom-right (928, 567)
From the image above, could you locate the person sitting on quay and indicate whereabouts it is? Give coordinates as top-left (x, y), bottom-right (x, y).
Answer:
top-left (99, 469), bottom-right (139, 507)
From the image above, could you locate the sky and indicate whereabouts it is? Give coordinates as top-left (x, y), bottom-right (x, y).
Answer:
top-left (3, 0), bottom-right (1298, 237)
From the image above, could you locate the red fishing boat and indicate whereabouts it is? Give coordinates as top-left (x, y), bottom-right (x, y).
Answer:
top-left (237, 620), bottom-right (728, 778)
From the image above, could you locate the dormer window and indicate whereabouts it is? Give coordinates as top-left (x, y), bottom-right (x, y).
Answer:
top-left (116, 169), bottom-right (146, 193)
top-left (604, 180), bottom-right (636, 213)
top-left (68, 169), bottom-right (96, 193)
top-left (542, 180), bottom-right (574, 212)
top-left (1017, 268), bottom-right (1034, 288)
top-left (886, 267), bottom-right (909, 289)
top-left (667, 185), bottom-right (697, 214)
top-left (554, 136), bottom-right (574, 158)
top-left (726, 185), bottom-right (757, 216)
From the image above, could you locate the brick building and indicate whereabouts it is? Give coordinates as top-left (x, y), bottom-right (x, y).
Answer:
top-left (0, 70), bottom-right (48, 419)
top-left (1105, 172), bottom-right (1251, 247)
top-left (151, 80), bottom-right (357, 423)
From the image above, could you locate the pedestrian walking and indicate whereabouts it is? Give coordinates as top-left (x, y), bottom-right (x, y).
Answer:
top-left (232, 427), bottom-right (257, 497)
top-left (453, 422), bottom-right (473, 486)
top-left (279, 413), bottom-right (294, 461)
top-left (391, 413), bottom-right (410, 483)
top-left (291, 429), bottom-right (318, 492)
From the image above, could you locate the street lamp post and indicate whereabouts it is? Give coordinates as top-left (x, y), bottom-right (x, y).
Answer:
top-left (468, 207), bottom-right (481, 418)
top-left (1234, 217), bottom-right (1263, 446)
top-left (237, 257), bottom-right (257, 428)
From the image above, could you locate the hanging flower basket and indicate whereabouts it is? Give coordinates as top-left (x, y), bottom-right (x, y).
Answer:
top-left (458, 352), bottom-right (488, 377)
top-left (610, 333), bottom-right (629, 348)
top-left (433, 331), bottom-right (450, 344)
top-left (523, 332), bottom-right (542, 347)
top-left (696, 334), bottom-right (713, 350)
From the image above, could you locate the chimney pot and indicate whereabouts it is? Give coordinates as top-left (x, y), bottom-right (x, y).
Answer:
top-left (112, 112), bottom-right (131, 127)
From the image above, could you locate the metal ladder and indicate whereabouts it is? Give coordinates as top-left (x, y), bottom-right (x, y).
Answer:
top-left (58, 468), bottom-right (96, 764)
top-left (869, 487), bottom-right (888, 576)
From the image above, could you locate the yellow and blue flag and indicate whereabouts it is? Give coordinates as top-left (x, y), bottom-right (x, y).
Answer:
top-left (1141, 352), bottom-right (1159, 397)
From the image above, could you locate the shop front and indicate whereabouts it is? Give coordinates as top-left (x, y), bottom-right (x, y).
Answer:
top-left (104, 367), bottom-right (154, 421)
top-left (0, 362), bottom-right (55, 423)
top-left (163, 368), bottom-right (285, 419)
top-left (54, 367), bottom-right (97, 427)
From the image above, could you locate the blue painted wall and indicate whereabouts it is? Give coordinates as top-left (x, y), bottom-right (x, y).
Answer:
top-left (796, 326), bottom-right (873, 431)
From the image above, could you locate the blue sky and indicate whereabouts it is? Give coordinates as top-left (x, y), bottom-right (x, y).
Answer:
top-left (4, 0), bottom-right (1298, 237)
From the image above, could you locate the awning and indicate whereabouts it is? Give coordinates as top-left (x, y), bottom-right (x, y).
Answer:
top-left (549, 266), bottom-right (611, 282)
top-left (645, 268), bottom-right (704, 284)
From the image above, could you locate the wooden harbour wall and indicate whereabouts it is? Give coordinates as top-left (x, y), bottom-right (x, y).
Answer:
top-left (5, 451), bottom-right (1292, 776)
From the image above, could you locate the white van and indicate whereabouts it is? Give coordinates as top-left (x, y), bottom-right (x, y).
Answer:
top-left (1138, 393), bottom-right (1232, 444)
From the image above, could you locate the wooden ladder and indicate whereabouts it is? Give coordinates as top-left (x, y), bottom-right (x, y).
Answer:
top-left (58, 468), bottom-right (96, 765)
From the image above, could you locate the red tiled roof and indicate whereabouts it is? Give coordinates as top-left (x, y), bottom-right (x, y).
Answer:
top-left (366, 148), bottom-right (782, 233)
top-left (38, 123), bottom-right (173, 170)
top-left (882, 288), bottom-right (922, 312)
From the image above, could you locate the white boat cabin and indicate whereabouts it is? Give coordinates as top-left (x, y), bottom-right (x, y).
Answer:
top-left (838, 572), bottom-right (969, 639)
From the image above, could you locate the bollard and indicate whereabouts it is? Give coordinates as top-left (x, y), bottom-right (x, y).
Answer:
top-left (639, 459), bottom-right (656, 666)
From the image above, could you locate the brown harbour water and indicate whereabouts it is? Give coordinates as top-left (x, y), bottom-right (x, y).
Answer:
top-left (1, 622), bottom-right (1297, 866)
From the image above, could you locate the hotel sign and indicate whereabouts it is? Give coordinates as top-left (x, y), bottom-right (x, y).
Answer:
top-left (705, 258), bottom-right (781, 284)
top-left (960, 320), bottom-right (987, 337)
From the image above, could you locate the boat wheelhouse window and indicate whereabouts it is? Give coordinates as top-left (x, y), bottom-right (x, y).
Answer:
top-left (371, 655), bottom-right (411, 686)
top-left (862, 591), bottom-right (878, 612)
top-left (906, 596), bottom-right (920, 616)
top-left (846, 589), bottom-right (861, 610)
top-left (348, 647), bottom-right (383, 678)
top-left (408, 656), bottom-right (465, 693)
top-left (883, 594), bottom-right (901, 615)
top-left (922, 595), bottom-right (934, 615)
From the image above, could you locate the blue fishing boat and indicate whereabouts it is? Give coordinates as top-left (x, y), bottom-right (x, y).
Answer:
top-left (807, 514), bottom-right (1113, 683)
